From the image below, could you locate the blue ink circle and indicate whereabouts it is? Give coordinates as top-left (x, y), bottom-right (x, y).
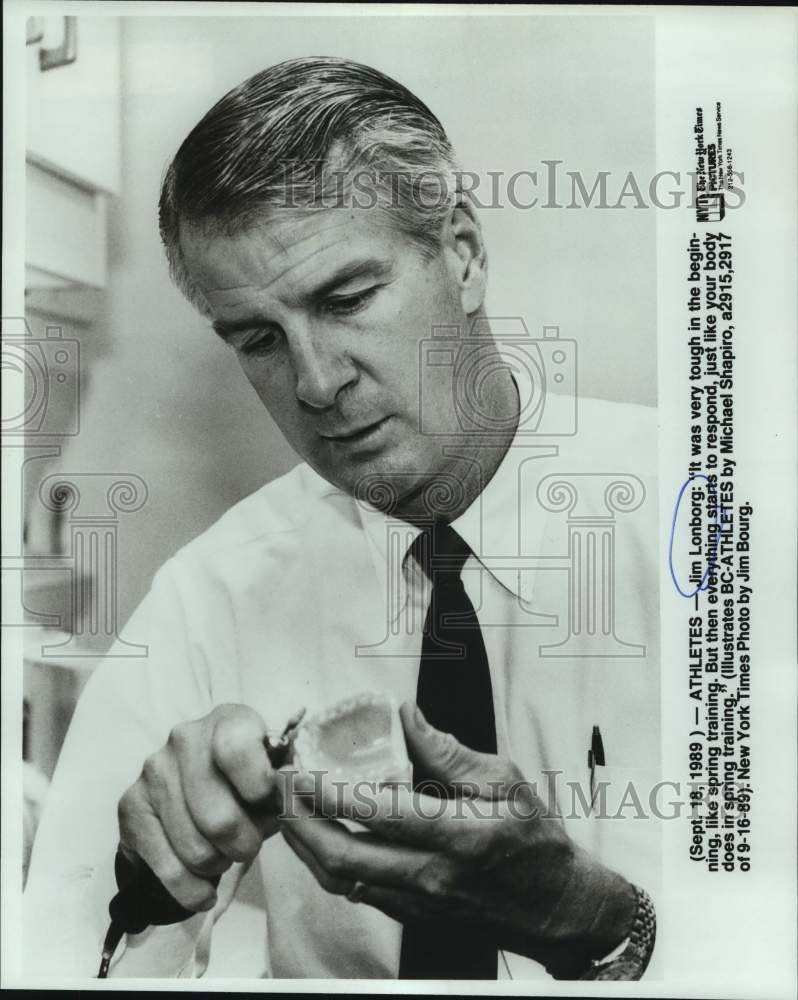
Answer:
top-left (669, 473), bottom-right (721, 599)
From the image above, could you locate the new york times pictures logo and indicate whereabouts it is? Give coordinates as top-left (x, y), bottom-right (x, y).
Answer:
top-left (694, 103), bottom-right (741, 223)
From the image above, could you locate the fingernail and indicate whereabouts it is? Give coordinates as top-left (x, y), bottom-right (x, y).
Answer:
top-left (413, 703), bottom-right (429, 729)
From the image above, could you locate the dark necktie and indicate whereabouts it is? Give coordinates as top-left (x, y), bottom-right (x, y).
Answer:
top-left (398, 522), bottom-right (498, 980)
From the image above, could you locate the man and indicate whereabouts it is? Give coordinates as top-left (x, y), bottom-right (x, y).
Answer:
top-left (24, 57), bottom-right (660, 980)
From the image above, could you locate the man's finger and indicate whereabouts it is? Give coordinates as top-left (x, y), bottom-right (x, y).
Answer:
top-left (211, 709), bottom-right (276, 805)
top-left (352, 884), bottom-right (442, 924)
top-left (400, 702), bottom-right (522, 795)
top-left (145, 755), bottom-right (230, 878)
top-left (285, 770), bottom-right (446, 848)
top-left (322, 776), bottom-right (493, 850)
top-left (280, 791), bottom-right (435, 888)
top-left (178, 745), bottom-right (265, 861)
top-left (281, 828), bottom-right (454, 926)
top-left (119, 791), bottom-right (218, 912)
top-left (281, 820), bottom-right (352, 896)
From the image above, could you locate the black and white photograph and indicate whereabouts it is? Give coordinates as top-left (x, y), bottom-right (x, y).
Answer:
top-left (2, 4), bottom-right (795, 995)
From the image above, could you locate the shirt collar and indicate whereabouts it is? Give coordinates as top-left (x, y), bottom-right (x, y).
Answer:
top-left (355, 393), bottom-right (562, 621)
top-left (356, 496), bottom-right (421, 625)
top-left (447, 412), bottom-right (556, 603)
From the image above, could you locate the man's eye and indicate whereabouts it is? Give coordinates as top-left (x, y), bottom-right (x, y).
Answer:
top-left (324, 287), bottom-right (377, 316)
top-left (239, 328), bottom-right (282, 357)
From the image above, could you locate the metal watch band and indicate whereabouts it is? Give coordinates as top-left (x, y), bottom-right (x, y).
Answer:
top-left (580, 885), bottom-right (657, 981)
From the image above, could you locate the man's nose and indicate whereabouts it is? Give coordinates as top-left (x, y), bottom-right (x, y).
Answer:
top-left (290, 327), bottom-right (358, 410)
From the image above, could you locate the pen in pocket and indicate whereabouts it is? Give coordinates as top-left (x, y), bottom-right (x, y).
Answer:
top-left (587, 724), bottom-right (605, 813)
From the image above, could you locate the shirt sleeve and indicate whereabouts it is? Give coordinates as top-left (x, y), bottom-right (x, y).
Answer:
top-left (22, 561), bottom-right (245, 978)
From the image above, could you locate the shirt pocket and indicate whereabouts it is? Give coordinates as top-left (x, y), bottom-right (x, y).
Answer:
top-left (575, 762), bottom-right (663, 898)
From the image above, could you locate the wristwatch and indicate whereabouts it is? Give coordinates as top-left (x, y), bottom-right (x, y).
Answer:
top-left (579, 885), bottom-right (657, 981)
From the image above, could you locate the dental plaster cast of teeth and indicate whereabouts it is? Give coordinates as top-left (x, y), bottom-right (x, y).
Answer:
top-left (294, 692), bottom-right (412, 785)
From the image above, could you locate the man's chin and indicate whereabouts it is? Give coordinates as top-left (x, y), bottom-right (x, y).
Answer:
top-left (314, 453), bottom-right (463, 521)
top-left (322, 460), bottom-right (426, 502)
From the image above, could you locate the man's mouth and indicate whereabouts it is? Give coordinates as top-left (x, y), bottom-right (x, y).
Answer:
top-left (320, 416), bottom-right (391, 445)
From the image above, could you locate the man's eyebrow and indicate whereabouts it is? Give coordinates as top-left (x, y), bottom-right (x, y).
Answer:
top-left (309, 257), bottom-right (394, 300)
top-left (212, 316), bottom-right (268, 342)
top-left (211, 258), bottom-right (394, 342)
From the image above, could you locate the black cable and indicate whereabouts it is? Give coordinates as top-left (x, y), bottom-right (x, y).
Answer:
top-left (97, 921), bottom-right (124, 979)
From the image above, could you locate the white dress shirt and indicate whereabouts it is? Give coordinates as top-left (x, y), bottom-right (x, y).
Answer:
top-left (24, 396), bottom-right (661, 980)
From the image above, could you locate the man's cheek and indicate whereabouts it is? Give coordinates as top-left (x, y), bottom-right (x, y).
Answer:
top-left (249, 376), bottom-right (292, 421)
top-left (254, 393), bottom-right (304, 449)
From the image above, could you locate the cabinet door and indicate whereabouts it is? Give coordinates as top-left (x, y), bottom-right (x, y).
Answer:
top-left (26, 162), bottom-right (107, 287)
top-left (26, 16), bottom-right (121, 194)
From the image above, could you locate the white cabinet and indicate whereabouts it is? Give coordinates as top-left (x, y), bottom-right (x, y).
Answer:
top-left (26, 161), bottom-right (108, 288)
top-left (25, 16), bottom-right (120, 288)
top-left (26, 16), bottom-right (121, 194)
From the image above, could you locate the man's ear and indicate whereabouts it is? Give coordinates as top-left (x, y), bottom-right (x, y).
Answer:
top-left (444, 197), bottom-right (487, 315)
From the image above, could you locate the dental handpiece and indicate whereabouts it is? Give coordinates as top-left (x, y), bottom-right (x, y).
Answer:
top-left (96, 708), bottom-right (306, 978)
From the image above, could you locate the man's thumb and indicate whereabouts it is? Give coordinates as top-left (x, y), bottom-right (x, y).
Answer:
top-left (399, 701), bottom-right (520, 797)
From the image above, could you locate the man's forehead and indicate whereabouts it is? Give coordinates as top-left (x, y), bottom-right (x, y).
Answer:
top-left (179, 208), bottom-right (401, 298)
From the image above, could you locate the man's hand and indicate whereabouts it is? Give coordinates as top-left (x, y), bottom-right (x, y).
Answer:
top-left (117, 704), bottom-right (279, 913)
top-left (279, 702), bottom-right (637, 977)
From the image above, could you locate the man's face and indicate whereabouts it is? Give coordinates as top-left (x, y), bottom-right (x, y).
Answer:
top-left (180, 208), bottom-right (485, 503)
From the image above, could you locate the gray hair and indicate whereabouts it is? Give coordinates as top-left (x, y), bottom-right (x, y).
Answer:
top-left (158, 57), bottom-right (463, 315)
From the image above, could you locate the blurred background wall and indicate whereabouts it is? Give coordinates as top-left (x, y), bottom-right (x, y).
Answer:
top-left (36, 13), bottom-right (657, 628)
